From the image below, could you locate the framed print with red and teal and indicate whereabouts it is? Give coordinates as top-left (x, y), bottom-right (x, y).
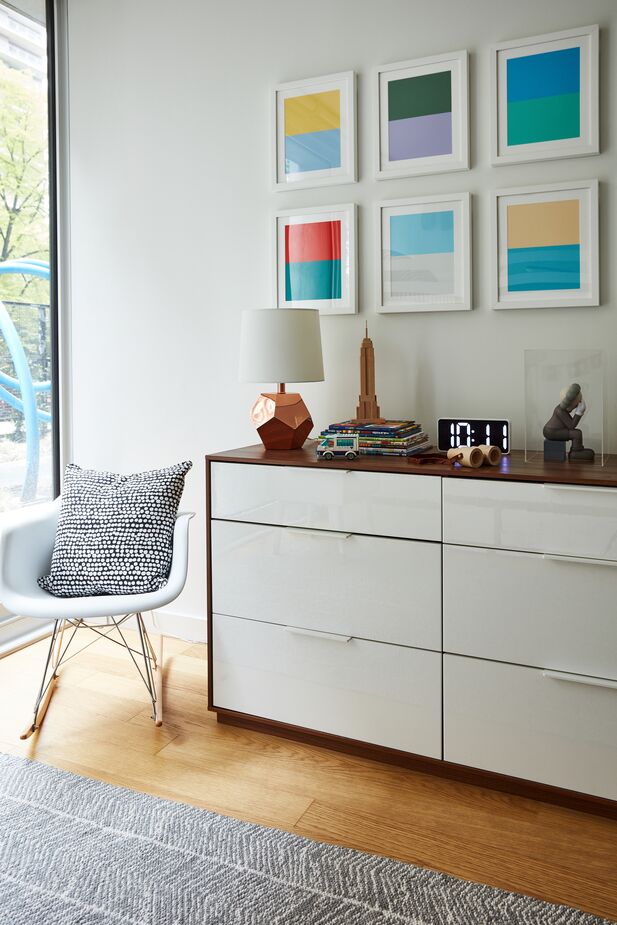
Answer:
top-left (275, 204), bottom-right (357, 315)
top-left (492, 25), bottom-right (599, 165)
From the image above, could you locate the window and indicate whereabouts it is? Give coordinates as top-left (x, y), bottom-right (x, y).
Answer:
top-left (0, 0), bottom-right (58, 515)
top-left (0, 0), bottom-right (58, 649)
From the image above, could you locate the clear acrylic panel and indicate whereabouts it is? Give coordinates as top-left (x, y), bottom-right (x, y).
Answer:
top-left (524, 349), bottom-right (604, 465)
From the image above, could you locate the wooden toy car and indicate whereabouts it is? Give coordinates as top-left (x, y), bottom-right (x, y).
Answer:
top-left (317, 434), bottom-right (359, 460)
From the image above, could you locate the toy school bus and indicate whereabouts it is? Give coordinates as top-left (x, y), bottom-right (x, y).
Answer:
top-left (317, 434), bottom-right (359, 460)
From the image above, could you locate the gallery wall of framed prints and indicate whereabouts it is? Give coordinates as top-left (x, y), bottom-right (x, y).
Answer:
top-left (269, 22), bottom-right (601, 317)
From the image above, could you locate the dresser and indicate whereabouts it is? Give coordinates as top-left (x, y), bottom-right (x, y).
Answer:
top-left (206, 444), bottom-right (617, 818)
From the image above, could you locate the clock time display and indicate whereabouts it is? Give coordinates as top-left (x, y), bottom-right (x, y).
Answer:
top-left (438, 418), bottom-right (510, 454)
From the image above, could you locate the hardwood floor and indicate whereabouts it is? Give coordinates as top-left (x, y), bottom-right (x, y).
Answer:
top-left (1, 631), bottom-right (616, 920)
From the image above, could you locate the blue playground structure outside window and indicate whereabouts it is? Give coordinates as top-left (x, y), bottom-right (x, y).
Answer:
top-left (0, 259), bottom-right (51, 503)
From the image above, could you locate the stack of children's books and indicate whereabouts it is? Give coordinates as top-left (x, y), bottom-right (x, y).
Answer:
top-left (318, 420), bottom-right (431, 456)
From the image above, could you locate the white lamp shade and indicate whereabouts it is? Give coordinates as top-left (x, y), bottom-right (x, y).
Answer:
top-left (239, 309), bottom-right (324, 384)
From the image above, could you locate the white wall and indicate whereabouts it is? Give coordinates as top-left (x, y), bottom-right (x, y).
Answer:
top-left (65, 0), bottom-right (617, 628)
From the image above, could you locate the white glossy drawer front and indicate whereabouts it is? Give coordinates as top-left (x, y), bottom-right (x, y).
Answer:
top-left (443, 478), bottom-right (617, 560)
top-left (211, 462), bottom-right (441, 541)
top-left (212, 520), bottom-right (441, 650)
top-left (444, 655), bottom-right (617, 800)
top-left (443, 545), bottom-right (617, 680)
top-left (213, 613), bottom-right (442, 758)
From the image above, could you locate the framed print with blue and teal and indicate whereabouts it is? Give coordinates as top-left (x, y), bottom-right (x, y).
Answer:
top-left (493, 180), bottom-right (599, 310)
top-left (492, 25), bottom-right (599, 165)
top-left (377, 193), bottom-right (471, 313)
top-left (273, 71), bottom-right (356, 191)
top-left (275, 204), bottom-right (357, 315)
top-left (376, 51), bottom-right (468, 180)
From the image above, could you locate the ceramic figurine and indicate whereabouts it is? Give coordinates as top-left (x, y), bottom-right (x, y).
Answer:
top-left (543, 382), bottom-right (595, 462)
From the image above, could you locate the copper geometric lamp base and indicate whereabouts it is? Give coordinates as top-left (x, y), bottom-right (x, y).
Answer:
top-left (250, 391), bottom-right (313, 450)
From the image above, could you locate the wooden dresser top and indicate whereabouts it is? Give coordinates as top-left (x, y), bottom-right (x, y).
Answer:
top-left (206, 442), bottom-right (617, 488)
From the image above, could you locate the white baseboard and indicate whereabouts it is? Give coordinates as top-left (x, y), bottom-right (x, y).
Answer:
top-left (140, 609), bottom-right (207, 644)
top-left (0, 618), bottom-right (54, 659)
top-left (0, 610), bottom-right (207, 660)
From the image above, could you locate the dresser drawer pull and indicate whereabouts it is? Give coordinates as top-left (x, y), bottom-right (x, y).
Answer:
top-left (284, 626), bottom-right (352, 643)
top-left (543, 553), bottom-right (617, 568)
top-left (542, 670), bottom-right (617, 691)
top-left (286, 527), bottom-right (352, 540)
top-left (544, 483), bottom-right (617, 495)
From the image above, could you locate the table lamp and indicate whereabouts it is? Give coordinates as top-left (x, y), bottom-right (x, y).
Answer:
top-left (239, 309), bottom-right (324, 450)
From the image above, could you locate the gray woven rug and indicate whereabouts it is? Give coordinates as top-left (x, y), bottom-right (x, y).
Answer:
top-left (0, 752), bottom-right (612, 925)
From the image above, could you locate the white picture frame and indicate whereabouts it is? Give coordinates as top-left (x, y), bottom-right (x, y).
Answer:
top-left (272, 71), bottom-right (356, 191)
top-left (375, 50), bottom-right (469, 180)
top-left (274, 203), bottom-right (357, 315)
top-left (492, 179), bottom-right (599, 310)
top-left (377, 192), bottom-right (471, 313)
top-left (491, 25), bottom-right (599, 165)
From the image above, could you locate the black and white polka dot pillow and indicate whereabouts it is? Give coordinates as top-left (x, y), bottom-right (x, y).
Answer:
top-left (38, 460), bottom-right (192, 598)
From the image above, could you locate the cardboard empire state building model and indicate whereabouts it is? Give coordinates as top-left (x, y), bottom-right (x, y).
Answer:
top-left (354, 325), bottom-right (385, 424)
top-left (316, 326), bottom-right (429, 457)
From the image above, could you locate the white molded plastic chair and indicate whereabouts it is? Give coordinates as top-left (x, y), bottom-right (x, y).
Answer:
top-left (0, 498), bottom-right (194, 738)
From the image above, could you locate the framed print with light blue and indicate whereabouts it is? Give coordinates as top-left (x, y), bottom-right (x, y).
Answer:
top-left (492, 25), bottom-right (599, 165)
top-left (273, 71), bottom-right (356, 191)
top-left (275, 203), bottom-right (357, 315)
top-left (492, 180), bottom-right (599, 310)
top-left (377, 193), bottom-right (471, 313)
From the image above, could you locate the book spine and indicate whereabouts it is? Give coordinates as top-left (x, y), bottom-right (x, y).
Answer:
top-left (359, 443), bottom-right (430, 457)
top-left (326, 424), bottom-right (418, 436)
top-left (319, 433), bottom-right (426, 447)
top-left (358, 435), bottom-right (426, 447)
top-left (322, 428), bottom-right (422, 439)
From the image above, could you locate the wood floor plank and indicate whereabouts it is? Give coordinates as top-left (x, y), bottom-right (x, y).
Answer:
top-left (182, 644), bottom-right (207, 660)
top-left (1, 635), bottom-right (616, 919)
top-left (23, 739), bottom-right (313, 828)
top-left (293, 801), bottom-right (617, 920)
top-left (153, 715), bottom-right (617, 880)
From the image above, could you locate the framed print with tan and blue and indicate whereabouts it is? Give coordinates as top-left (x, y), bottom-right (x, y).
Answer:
top-left (492, 25), bottom-right (599, 165)
top-left (375, 50), bottom-right (469, 179)
top-left (273, 71), bottom-right (356, 191)
top-left (492, 180), bottom-right (599, 310)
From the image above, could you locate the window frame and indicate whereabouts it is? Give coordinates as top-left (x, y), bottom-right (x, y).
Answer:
top-left (0, 0), bottom-right (60, 653)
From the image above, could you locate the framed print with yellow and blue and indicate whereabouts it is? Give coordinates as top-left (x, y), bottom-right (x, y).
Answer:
top-left (273, 71), bottom-right (356, 190)
top-left (492, 25), bottom-right (599, 165)
top-left (275, 204), bottom-right (357, 315)
top-left (492, 180), bottom-right (599, 310)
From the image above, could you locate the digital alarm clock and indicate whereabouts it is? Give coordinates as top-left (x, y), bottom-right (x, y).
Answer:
top-left (437, 418), bottom-right (511, 454)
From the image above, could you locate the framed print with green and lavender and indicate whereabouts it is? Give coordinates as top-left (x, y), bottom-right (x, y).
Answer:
top-left (376, 50), bottom-right (468, 179)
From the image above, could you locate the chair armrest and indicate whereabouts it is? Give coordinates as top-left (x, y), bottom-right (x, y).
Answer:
top-left (164, 512), bottom-right (195, 599)
top-left (0, 498), bottom-right (61, 603)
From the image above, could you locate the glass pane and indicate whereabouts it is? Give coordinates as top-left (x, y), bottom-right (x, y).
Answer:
top-left (0, 1), bottom-right (53, 510)
top-left (524, 349), bottom-right (605, 465)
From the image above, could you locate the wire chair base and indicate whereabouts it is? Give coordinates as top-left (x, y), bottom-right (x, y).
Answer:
top-left (20, 612), bottom-right (163, 739)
